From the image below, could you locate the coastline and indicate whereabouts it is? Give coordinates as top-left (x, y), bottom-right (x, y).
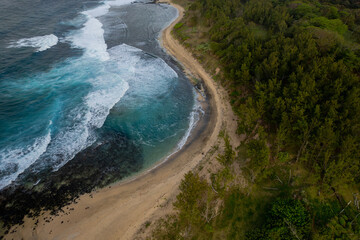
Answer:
top-left (5, 1), bottom-right (236, 239)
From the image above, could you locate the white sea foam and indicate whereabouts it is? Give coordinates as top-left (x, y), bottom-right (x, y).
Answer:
top-left (8, 34), bottom-right (58, 52)
top-left (108, 44), bottom-right (177, 101)
top-left (0, 47), bottom-right (131, 185)
top-left (83, 4), bottom-right (111, 18)
top-left (67, 0), bottom-right (134, 61)
top-left (108, 43), bottom-right (201, 160)
top-left (143, 92), bottom-right (204, 176)
top-left (110, 43), bottom-right (142, 53)
top-left (0, 131), bottom-right (51, 189)
top-left (86, 77), bottom-right (129, 128)
top-left (68, 16), bottom-right (110, 61)
top-left (177, 94), bottom-right (204, 150)
top-left (107, 0), bottom-right (134, 7)
top-left (0, 1), bottom-right (195, 188)
top-left (50, 64), bottom-right (130, 171)
top-left (46, 1), bottom-right (136, 170)
top-left (82, 0), bottom-right (134, 17)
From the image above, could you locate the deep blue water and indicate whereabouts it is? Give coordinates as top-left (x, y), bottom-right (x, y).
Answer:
top-left (0, 0), bottom-right (197, 189)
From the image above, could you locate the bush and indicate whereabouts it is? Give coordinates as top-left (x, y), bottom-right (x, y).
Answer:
top-left (310, 16), bottom-right (348, 35)
top-left (247, 199), bottom-right (311, 240)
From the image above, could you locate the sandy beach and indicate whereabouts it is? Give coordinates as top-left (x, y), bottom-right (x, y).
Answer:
top-left (5, 1), bottom-right (239, 239)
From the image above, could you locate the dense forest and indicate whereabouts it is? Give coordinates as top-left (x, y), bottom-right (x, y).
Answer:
top-left (150, 0), bottom-right (360, 239)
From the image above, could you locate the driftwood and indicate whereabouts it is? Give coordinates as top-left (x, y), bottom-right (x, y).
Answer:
top-left (339, 201), bottom-right (352, 215)
top-left (211, 182), bottom-right (218, 194)
top-left (284, 219), bottom-right (301, 240)
top-left (275, 175), bottom-right (283, 184)
top-left (353, 193), bottom-right (359, 210)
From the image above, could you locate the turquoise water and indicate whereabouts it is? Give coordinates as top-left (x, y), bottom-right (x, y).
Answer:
top-left (0, 0), bottom-right (198, 191)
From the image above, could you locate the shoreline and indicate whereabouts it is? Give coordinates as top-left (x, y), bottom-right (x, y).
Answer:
top-left (5, 1), bottom-right (229, 239)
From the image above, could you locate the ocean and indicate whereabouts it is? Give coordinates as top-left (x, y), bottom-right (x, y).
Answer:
top-left (0, 0), bottom-right (199, 223)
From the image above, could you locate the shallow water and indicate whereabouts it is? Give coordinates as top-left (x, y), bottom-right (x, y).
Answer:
top-left (0, 0), bottom-right (197, 189)
top-left (0, 0), bottom-right (199, 226)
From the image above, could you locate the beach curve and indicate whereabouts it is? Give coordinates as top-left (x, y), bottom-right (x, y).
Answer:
top-left (4, 1), bottom-right (236, 239)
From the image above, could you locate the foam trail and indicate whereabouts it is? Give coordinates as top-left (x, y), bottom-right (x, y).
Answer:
top-left (66, 4), bottom-right (110, 61)
top-left (0, 131), bottom-right (51, 189)
top-left (8, 34), bottom-right (58, 52)
top-left (52, 79), bottom-right (129, 171)
top-left (67, 0), bottom-right (134, 61)
top-left (49, 1), bottom-right (136, 170)
top-left (27, 52), bottom-right (132, 172)
top-left (67, 16), bottom-right (110, 61)
top-left (177, 91), bottom-right (204, 150)
top-left (109, 43), bottom-right (200, 163)
top-left (0, 47), bottom-right (130, 186)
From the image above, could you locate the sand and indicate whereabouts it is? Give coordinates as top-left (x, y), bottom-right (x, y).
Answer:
top-left (5, 1), bottom-right (239, 239)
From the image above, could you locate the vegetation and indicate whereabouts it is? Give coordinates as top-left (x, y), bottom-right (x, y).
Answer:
top-left (151, 0), bottom-right (360, 238)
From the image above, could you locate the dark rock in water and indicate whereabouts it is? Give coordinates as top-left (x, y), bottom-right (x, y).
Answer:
top-left (0, 131), bottom-right (143, 229)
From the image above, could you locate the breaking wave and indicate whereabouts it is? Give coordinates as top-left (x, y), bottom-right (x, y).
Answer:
top-left (8, 34), bottom-right (58, 52)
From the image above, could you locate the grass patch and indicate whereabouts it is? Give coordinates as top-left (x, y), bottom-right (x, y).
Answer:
top-left (173, 22), bottom-right (183, 30)
top-left (248, 22), bottom-right (268, 40)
